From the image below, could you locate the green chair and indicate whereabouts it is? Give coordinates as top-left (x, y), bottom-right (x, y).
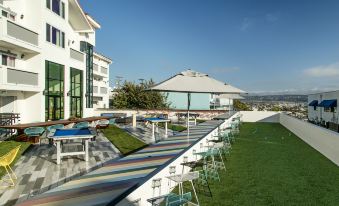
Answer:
top-left (108, 118), bottom-right (116, 125)
top-left (73, 121), bottom-right (89, 129)
top-left (165, 192), bottom-right (192, 206)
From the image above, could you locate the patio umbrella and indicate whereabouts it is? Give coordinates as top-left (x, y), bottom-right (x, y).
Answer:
top-left (148, 69), bottom-right (246, 136)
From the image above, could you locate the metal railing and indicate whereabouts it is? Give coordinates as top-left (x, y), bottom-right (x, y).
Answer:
top-left (0, 113), bottom-right (20, 137)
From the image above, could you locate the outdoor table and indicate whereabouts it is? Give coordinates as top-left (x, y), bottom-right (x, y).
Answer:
top-left (176, 112), bottom-right (199, 125)
top-left (166, 171), bottom-right (200, 206)
top-left (144, 117), bottom-right (170, 141)
top-left (48, 128), bottom-right (96, 164)
top-left (181, 161), bottom-right (204, 174)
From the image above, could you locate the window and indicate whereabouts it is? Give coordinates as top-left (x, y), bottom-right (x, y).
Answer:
top-left (46, 0), bottom-right (65, 19)
top-left (46, 0), bottom-right (51, 9)
top-left (1, 55), bottom-right (15, 67)
top-left (46, 24), bottom-right (51, 42)
top-left (45, 61), bottom-right (64, 121)
top-left (46, 23), bottom-right (65, 48)
top-left (2, 10), bottom-right (8, 18)
top-left (1, 10), bottom-right (15, 20)
top-left (70, 68), bottom-right (83, 117)
top-left (324, 107), bottom-right (336, 112)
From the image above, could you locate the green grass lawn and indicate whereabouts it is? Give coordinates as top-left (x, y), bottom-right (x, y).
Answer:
top-left (196, 119), bottom-right (206, 124)
top-left (102, 125), bottom-right (147, 155)
top-left (0, 141), bottom-right (30, 178)
top-left (180, 123), bottom-right (339, 205)
top-left (159, 123), bottom-right (187, 132)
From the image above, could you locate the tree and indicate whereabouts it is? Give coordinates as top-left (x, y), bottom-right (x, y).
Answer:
top-left (233, 100), bottom-right (252, 111)
top-left (111, 79), bottom-right (170, 109)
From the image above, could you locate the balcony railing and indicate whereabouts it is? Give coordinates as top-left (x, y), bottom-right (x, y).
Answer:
top-left (100, 87), bottom-right (107, 94)
top-left (70, 48), bottom-right (84, 62)
top-left (101, 66), bottom-right (108, 74)
top-left (93, 63), bottom-right (99, 71)
top-left (6, 20), bottom-right (38, 46)
top-left (93, 86), bottom-right (98, 93)
top-left (6, 68), bottom-right (38, 86)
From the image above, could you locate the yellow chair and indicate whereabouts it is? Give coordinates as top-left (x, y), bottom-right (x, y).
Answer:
top-left (0, 145), bottom-right (20, 187)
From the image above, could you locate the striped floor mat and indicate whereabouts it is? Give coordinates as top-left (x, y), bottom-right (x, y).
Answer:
top-left (18, 120), bottom-right (222, 206)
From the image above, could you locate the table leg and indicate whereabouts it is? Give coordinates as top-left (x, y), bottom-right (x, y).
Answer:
top-left (56, 141), bottom-right (61, 165)
top-left (85, 139), bottom-right (89, 162)
top-left (190, 180), bottom-right (200, 205)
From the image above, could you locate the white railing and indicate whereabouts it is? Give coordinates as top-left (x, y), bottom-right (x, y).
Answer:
top-left (118, 112), bottom-right (239, 205)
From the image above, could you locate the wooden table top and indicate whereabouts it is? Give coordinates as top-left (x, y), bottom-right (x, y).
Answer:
top-left (0, 116), bottom-right (110, 130)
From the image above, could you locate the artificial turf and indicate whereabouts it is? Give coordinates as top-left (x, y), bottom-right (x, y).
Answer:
top-left (102, 125), bottom-right (147, 155)
top-left (0, 141), bottom-right (31, 178)
top-left (183, 123), bottom-right (339, 205)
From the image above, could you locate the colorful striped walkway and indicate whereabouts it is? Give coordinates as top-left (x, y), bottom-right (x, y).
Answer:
top-left (18, 120), bottom-right (222, 206)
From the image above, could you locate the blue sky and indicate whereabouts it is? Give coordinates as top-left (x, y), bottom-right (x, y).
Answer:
top-left (81, 0), bottom-right (339, 94)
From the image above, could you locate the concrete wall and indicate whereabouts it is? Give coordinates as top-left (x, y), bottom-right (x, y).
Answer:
top-left (240, 111), bottom-right (280, 122)
top-left (280, 113), bottom-right (339, 166)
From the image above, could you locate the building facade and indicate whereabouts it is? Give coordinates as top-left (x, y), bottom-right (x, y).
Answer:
top-left (308, 90), bottom-right (338, 125)
top-left (0, 0), bottom-right (109, 123)
top-left (93, 52), bottom-right (112, 109)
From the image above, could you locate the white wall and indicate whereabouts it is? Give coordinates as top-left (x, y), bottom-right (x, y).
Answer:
top-left (117, 113), bottom-right (238, 206)
top-left (240, 111), bottom-right (280, 122)
top-left (280, 113), bottom-right (339, 166)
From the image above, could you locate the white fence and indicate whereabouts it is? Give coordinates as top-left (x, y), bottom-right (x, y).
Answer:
top-left (117, 113), bottom-right (238, 205)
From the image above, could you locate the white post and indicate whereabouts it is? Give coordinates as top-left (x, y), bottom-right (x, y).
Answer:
top-left (56, 141), bottom-right (61, 165)
top-left (85, 139), bottom-right (89, 161)
top-left (165, 121), bottom-right (168, 138)
top-left (152, 122), bottom-right (155, 142)
top-left (132, 113), bottom-right (137, 128)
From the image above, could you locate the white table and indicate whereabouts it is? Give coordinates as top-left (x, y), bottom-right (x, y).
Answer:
top-left (48, 128), bottom-right (96, 164)
top-left (166, 171), bottom-right (200, 206)
top-left (145, 118), bottom-right (170, 142)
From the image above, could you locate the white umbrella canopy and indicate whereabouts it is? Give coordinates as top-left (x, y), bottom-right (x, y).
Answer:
top-left (148, 69), bottom-right (246, 137)
top-left (150, 69), bottom-right (246, 94)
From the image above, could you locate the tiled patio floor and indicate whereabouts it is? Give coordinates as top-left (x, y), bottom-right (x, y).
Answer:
top-left (0, 132), bottom-right (120, 206)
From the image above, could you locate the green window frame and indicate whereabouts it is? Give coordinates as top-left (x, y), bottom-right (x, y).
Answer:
top-left (70, 68), bottom-right (83, 118)
top-left (45, 60), bottom-right (64, 121)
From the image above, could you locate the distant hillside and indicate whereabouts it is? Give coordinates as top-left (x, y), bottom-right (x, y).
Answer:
top-left (244, 95), bottom-right (307, 103)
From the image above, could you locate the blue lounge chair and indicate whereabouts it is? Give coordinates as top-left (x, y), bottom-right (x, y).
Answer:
top-left (24, 127), bottom-right (45, 144)
top-left (73, 121), bottom-right (89, 129)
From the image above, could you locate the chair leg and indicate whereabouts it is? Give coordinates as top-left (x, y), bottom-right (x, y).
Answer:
top-left (4, 166), bottom-right (15, 187)
top-left (8, 165), bottom-right (17, 180)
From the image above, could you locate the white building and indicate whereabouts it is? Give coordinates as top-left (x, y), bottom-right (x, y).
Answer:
top-left (0, 0), bottom-right (110, 123)
top-left (93, 52), bottom-right (112, 109)
top-left (308, 90), bottom-right (338, 125)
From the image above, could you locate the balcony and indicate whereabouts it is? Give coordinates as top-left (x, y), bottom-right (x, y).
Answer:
top-left (70, 48), bottom-right (84, 62)
top-left (0, 66), bottom-right (40, 92)
top-left (0, 17), bottom-right (40, 54)
top-left (93, 63), bottom-right (108, 77)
